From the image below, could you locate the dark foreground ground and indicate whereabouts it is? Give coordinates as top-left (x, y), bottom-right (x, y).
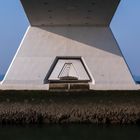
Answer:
top-left (0, 90), bottom-right (140, 124)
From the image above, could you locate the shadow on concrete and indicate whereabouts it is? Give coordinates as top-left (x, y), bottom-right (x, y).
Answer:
top-left (39, 26), bottom-right (121, 56)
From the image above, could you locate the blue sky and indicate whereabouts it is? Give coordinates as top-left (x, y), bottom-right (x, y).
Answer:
top-left (0, 0), bottom-right (29, 76)
top-left (0, 0), bottom-right (140, 82)
top-left (111, 0), bottom-right (140, 81)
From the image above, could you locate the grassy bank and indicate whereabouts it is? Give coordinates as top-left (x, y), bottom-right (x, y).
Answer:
top-left (0, 90), bottom-right (140, 124)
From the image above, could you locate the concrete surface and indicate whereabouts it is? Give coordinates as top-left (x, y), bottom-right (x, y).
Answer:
top-left (2, 0), bottom-right (137, 90)
top-left (21, 0), bottom-right (120, 26)
top-left (2, 26), bottom-right (136, 90)
top-left (1, 83), bottom-right (140, 90)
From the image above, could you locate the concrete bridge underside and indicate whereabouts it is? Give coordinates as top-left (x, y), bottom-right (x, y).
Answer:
top-left (1, 0), bottom-right (138, 90)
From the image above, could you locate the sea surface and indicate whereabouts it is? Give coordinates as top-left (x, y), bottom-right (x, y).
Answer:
top-left (0, 74), bottom-right (4, 81)
top-left (0, 124), bottom-right (140, 140)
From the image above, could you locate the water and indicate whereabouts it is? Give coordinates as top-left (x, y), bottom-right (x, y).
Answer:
top-left (0, 124), bottom-right (140, 140)
top-left (135, 76), bottom-right (140, 84)
top-left (0, 74), bottom-right (4, 81)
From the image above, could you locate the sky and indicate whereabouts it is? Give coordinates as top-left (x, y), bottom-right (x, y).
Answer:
top-left (110, 0), bottom-right (140, 82)
top-left (0, 0), bottom-right (140, 82)
top-left (0, 0), bottom-right (29, 76)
